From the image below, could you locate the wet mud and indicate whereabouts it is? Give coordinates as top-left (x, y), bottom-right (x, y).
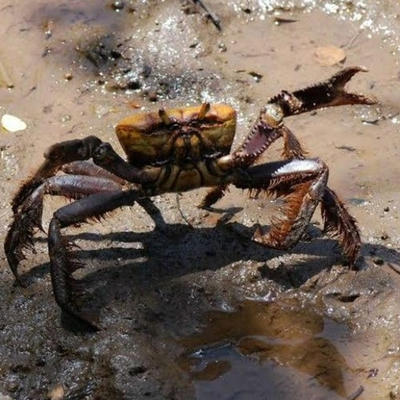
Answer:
top-left (1, 1), bottom-right (400, 399)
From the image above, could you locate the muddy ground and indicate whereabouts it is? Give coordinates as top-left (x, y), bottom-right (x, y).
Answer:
top-left (1, 1), bottom-right (400, 399)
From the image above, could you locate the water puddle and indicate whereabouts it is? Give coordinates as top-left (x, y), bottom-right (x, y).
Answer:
top-left (178, 300), bottom-right (366, 400)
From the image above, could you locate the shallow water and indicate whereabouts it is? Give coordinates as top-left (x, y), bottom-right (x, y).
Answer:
top-left (179, 300), bottom-right (366, 400)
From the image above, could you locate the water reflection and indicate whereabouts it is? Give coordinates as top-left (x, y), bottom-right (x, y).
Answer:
top-left (179, 300), bottom-right (361, 400)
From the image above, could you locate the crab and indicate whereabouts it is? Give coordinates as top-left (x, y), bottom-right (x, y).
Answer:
top-left (5, 67), bottom-right (376, 330)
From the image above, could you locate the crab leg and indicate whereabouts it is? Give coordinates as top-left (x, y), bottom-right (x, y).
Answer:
top-left (230, 154), bottom-right (360, 265)
top-left (321, 187), bottom-right (360, 266)
top-left (5, 175), bottom-right (123, 285)
top-left (274, 126), bottom-right (361, 265)
top-left (11, 136), bottom-right (102, 213)
top-left (48, 189), bottom-right (142, 330)
top-left (5, 138), bottom-right (166, 286)
top-left (61, 161), bottom-right (127, 184)
top-left (61, 160), bottom-right (165, 229)
top-left (233, 158), bottom-right (328, 248)
top-left (11, 137), bottom-right (156, 212)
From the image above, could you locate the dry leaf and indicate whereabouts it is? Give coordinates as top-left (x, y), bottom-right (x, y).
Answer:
top-left (314, 45), bottom-right (346, 66)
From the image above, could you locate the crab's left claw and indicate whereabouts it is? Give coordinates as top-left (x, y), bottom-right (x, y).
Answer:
top-left (319, 66), bottom-right (377, 106)
top-left (268, 66), bottom-right (378, 117)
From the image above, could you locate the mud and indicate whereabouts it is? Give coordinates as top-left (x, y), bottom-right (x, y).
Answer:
top-left (0, 1), bottom-right (400, 399)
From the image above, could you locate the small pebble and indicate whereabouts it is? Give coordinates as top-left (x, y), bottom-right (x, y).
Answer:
top-left (1, 114), bottom-right (27, 132)
top-left (111, 0), bottom-right (125, 11)
top-left (4, 381), bottom-right (18, 393)
top-left (373, 257), bottom-right (384, 265)
top-left (380, 232), bottom-right (389, 240)
top-left (47, 384), bottom-right (64, 400)
top-left (218, 42), bottom-right (227, 52)
top-left (147, 90), bottom-right (158, 102)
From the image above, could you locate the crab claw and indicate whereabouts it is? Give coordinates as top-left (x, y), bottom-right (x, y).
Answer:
top-left (321, 66), bottom-right (377, 106)
top-left (268, 66), bottom-right (378, 117)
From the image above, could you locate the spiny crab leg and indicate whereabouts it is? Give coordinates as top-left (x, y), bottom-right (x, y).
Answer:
top-left (5, 139), bottom-right (165, 286)
top-left (232, 157), bottom-right (329, 247)
top-left (48, 188), bottom-right (144, 331)
top-left (11, 136), bottom-right (103, 214)
top-left (231, 155), bottom-right (361, 266)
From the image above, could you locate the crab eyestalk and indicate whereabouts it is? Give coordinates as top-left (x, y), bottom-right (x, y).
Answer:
top-left (159, 108), bottom-right (172, 126)
top-left (198, 102), bottom-right (211, 120)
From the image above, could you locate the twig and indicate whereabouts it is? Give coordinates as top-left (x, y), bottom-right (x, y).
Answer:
top-left (193, 0), bottom-right (221, 30)
top-left (347, 385), bottom-right (364, 400)
top-left (343, 23), bottom-right (362, 50)
top-left (387, 262), bottom-right (400, 275)
top-left (176, 193), bottom-right (194, 228)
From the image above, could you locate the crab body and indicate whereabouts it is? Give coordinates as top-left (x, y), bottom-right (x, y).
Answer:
top-left (115, 103), bottom-right (237, 195)
top-left (4, 67), bottom-right (376, 330)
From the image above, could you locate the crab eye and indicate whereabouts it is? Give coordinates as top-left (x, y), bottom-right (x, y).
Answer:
top-left (198, 102), bottom-right (211, 120)
top-left (158, 108), bottom-right (171, 126)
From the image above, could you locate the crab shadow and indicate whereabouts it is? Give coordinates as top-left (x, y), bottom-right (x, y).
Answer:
top-left (22, 221), bottom-right (340, 286)
top-left (17, 215), bottom-right (400, 332)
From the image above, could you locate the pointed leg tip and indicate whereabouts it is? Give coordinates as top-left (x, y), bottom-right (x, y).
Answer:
top-left (61, 309), bottom-right (103, 332)
top-left (10, 272), bottom-right (28, 288)
top-left (5, 252), bottom-right (26, 287)
top-left (16, 277), bottom-right (28, 288)
top-left (86, 320), bottom-right (102, 332)
top-left (77, 312), bottom-right (103, 332)
top-left (252, 225), bottom-right (266, 244)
